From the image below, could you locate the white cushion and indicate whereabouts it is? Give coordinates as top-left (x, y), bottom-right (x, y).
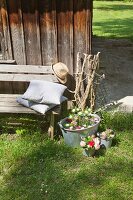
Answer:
top-left (17, 96), bottom-right (67, 114)
top-left (22, 80), bottom-right (67, 105)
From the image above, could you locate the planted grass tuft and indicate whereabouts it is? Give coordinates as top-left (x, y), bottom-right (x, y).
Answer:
top-left (0, 112), bottom-right (133, 200)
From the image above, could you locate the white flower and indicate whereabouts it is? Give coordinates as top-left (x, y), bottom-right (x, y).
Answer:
top-left (102, 74), bottom-right (105, 79)
top-left (95, 144), bottom-right (100, 150)
top-left (93, 137), bottom-right (100, 150)
top-left (80, 141), bottom-right (86, 147)
top-left (100, 132), bottom-right (107, 140)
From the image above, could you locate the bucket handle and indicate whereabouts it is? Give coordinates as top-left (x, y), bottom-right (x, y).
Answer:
top-left (58, 122), bottom-right (66, 132)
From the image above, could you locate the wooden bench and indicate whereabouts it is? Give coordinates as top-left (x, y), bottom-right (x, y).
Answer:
top-left (0, 64), bottom-right (67, 139)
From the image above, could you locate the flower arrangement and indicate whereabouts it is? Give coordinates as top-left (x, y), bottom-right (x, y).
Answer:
top-left (80, 135), bottom-right (101, 151)
top-left (62, 107), bottom-right (100, 131)
top-left (98, 129), bottom-right (115, 140)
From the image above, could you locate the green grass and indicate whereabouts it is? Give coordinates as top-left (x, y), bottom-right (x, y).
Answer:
top-left (0, 113), bottom-right (133, 200)
top-left (93, 1), bottom-right (133, 40)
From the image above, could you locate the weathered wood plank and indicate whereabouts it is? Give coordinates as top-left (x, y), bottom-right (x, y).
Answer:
top-left (0, 60), bottom-right (16, 64)
top-left (0, 74), bottom-right (58, 82)
top-left (0, 94), bottom-right (20, 98)
top-left (57, 0), bottom-right (73, 75)
top-left (73, 0), bottom-right (90, 73)
top-left (22, 0), bottom-right (42, 65)
top-left (35, 0), bottom-right (42, 65)
top-left (39, 0), bottom-right (57, 65)
top-left (0, 65), bottom-right (53, 73)
top-left (0, 8), bottom-right (5, 59)
top-left (7, 0), bottom-right (26, 64)
top-left (0, 106), bottom-right (36, 113)
top-left (86, 0), bottom-right (92, 54)
top-left (0, 0), bottom-right (13, 59)
top-left (0, 95), bottom-right (23, 105)
top-left (0, 101), bottom-right (26, 106)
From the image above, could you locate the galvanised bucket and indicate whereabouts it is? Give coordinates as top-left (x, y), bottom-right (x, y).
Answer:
top-left (58, 114), bottom-right (101, 148)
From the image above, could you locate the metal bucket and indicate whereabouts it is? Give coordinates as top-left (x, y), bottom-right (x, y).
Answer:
top-left (100, 138), bottom-right (112, 149)
top-left (58, 114), bottom-right (101, 148)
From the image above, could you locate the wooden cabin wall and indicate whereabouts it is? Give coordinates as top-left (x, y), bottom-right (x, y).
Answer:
top-left (0, 0), bottom-right (92, 93)
top-left (0, 0), bottom-right (92, 70)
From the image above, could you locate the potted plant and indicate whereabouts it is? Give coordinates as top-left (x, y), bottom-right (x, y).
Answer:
top-left (58, 107), bottom-right (101, 147)
top-left (80, 135), bottom-right (100, 157)
top-left (97, 129), bottom-right (115, 149)
top-left (58, 52), bottom-right (102, 147)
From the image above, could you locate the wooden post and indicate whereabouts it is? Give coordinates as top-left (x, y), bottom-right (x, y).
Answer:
top-left (48, 100), bottom-right (68, 139)
top-left (48, 111), bottom-right (59, 140)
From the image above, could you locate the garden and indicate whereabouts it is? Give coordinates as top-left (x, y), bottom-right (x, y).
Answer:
top-left (0, 112), bottom-right (133, 200)
top-left (0, 1), bottom-right (133, 200)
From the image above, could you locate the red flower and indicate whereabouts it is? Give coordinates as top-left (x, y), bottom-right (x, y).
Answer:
top-left (88, 140), bottom-right (95, 147)
top-left (66, 118), bottom-right (72, 123)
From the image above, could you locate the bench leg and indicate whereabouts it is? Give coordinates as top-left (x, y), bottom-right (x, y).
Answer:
top-left (48, 100), bottom-right (68, 140)
top-left (48, 112), bottom-right (59, 140)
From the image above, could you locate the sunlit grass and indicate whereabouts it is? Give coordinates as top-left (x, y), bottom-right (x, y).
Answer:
top-left (93, 1), bottom-right (133, 40)
top-left (0, 113), bottom-right (133, 200)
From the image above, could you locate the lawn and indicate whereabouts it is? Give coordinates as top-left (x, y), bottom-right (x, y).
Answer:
top-left (0, 113), bottom-right (133, 200)
top-left (93, 1), bottom-right (133, 39)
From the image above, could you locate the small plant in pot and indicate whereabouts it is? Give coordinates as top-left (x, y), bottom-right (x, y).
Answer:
top-left (80, 135), bottom-right (100, 157)
top-left (98, 129), bottom-right (115, 149)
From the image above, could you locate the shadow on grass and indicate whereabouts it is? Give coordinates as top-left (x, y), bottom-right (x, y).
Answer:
top-left (94, 4), bottom-right (133, 11)
top-left (93, 18), bottom-right (133, 40)
top-left (111, 137), bottom-right (120, 147)
top-left (1, 136), bottom-right (133, 200)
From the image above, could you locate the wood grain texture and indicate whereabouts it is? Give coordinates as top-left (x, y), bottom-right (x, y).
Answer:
top-left (57, 0), bottom-right (73, 75)
top-left (7, 0), bottom-right (26, 64)
top-left (0, 0), bottom-right (13, 59)
top-left (0, 74), bottom-right (58, 82)
top-left (39, 0), bottom-right (57, 65)
top-left (0, 0), bottom-right (93, 82)
top-left (22, 0), bottom-right (42, 65)
top-left (0, 59), bottom-right (16, 64)
top-left (0, 94), bottom-right (35, 113)
top-left (0, 106), bottom-right (36, 113)
top-left (0, 94), bottom-right (63, 115)
top-left (73, 0), bottom-right (91, 73)
top-left (0, 64), bottom-right (53, 73)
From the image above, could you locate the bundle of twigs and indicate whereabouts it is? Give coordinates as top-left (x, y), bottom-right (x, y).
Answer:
top-left (72, 52), bottom-right (100, 111)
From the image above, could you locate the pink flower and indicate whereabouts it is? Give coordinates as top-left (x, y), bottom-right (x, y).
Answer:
top-left (76, 126), bottom-right (81, 129)
top-left (80, 141), bottom-right (86, 147)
